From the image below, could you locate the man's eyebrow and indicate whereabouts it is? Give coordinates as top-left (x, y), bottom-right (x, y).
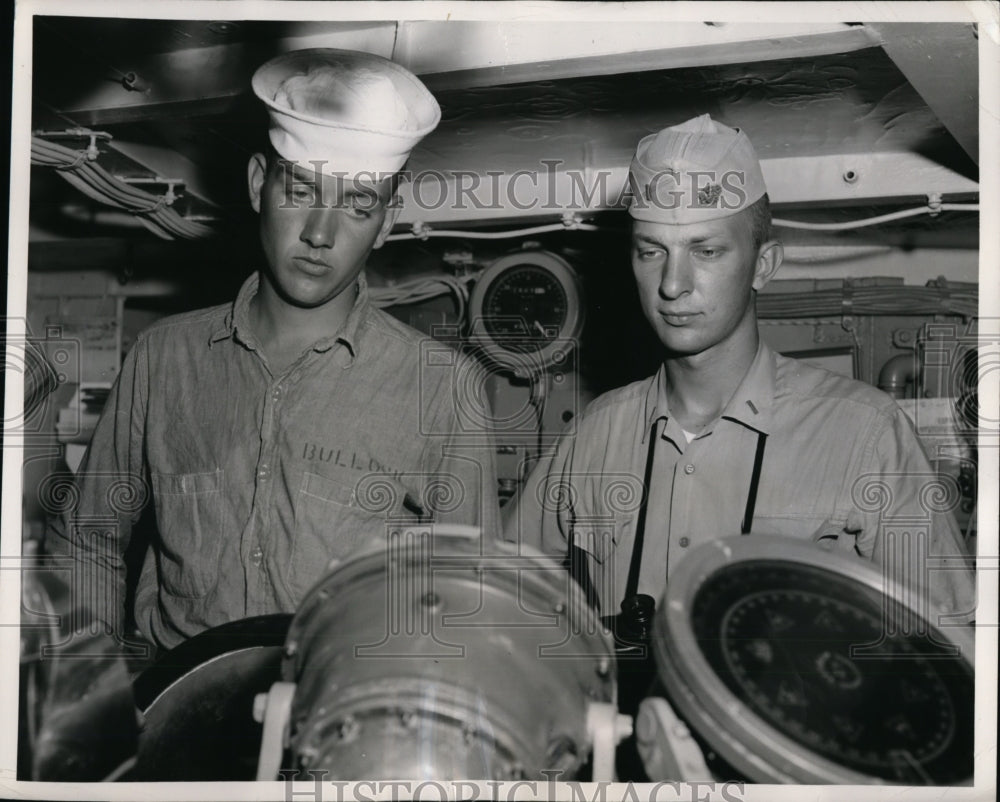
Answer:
top-left (282, 165), bottom-right (384, 202)
top-left (633, 234), bottom-right (665, 246)
top-left (633, 233), bottom-right (722, 246)
top-left (287, 166), bottom-right (321, 185)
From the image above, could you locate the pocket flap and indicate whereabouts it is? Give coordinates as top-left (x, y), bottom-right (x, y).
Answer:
top-left (300, 471), bottom-right (357, 506)
top-left (299, 471), bottom-right (410, 513)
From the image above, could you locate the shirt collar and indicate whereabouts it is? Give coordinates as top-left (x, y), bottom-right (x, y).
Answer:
top-left (720, 339), bottom-right (775, 434)
top-left (642, 338), bottom-right (776, 441)
top-left (641, 364), bottom-right (671, 443)
top-left (208, 271), bottom-right (371, 361)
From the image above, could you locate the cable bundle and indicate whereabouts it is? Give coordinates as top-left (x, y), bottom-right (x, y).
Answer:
top-left (368, 274), bottom-right (476, 323)
top-left (368, 275), bottom-right (978, 329)
top-left (31, 136), bottom-right (213, 240)
top-left (757, 283), bottom-right (978, 320)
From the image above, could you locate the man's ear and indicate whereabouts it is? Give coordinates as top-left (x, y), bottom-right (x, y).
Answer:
top-left (752, 239), bottom-right (784, 292)
top-left (373, 200), bottom-right (402, 249)
top-left (247, 153), bottom-right (267, 213)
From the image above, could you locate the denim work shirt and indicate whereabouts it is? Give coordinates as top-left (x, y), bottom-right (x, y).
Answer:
top-left (503, 341), bottom-right (975, 621)
top-left (48, 272), bottom-right (500, 649)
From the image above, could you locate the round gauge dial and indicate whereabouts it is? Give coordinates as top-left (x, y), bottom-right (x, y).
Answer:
top-left (689, 560), bottom-right (973, 784)
top-left (481, 264), bottom-right (568, 353)
top-left (468, 250), bottom-right (583, 373)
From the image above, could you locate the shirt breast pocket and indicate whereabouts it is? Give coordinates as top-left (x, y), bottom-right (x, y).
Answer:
top-left (151, 470), bottom-right (224, 599)
top-left (290, 471), bottom-right (404, 601)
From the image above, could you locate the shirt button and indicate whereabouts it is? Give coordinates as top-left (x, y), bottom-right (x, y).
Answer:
top-left (251, 546), bottom-right (263, 566)
top-left (679, 537), bottom-right (690, 548)
top-left (272, 386), bottom-right (282, 400)
top-left (258, 465), bottom-right (270, 480)
top-left (684, 464), bottom-right (695, 475)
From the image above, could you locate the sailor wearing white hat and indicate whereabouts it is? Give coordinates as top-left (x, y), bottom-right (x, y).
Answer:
top-left (50, 50), bottom-right (499, 652)
top-left (252, 48), bottom-right (440, 182)
top-left (247, 48), bottom-right (441, 337)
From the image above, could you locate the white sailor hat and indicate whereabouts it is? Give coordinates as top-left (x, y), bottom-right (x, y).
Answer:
top-left (628, 114), bottom-right (767, 224)
top-left (252, 48), bottom-right (441, 180)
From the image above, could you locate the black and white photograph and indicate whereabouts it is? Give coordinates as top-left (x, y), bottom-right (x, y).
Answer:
top-left (2, 2), bottom-right (997, 800)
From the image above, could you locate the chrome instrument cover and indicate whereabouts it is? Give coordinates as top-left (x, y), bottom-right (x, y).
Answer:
top-left (281, 529), bottom-right (616, 780)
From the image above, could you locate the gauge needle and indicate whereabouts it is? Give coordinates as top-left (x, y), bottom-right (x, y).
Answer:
top-left (533, 320), bottom-right (547, 337)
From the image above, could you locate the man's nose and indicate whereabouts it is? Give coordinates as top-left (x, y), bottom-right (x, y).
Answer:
top-left (659, 252), bottom-right (693, 299)
top-left (300, 208), bottom-right (338, 249)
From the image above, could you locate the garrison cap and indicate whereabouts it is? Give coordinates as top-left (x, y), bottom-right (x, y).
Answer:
top-left (628, 114), bottom-right (767, 224)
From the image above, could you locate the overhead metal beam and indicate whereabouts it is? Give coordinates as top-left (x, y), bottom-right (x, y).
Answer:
top-left (759, 151), bottom-right (978, 206)
top-left (867, 23), bottom-right (979, 163)
top-left (36, 23), bottom-right (399, 125)
top-left (40, 21), bottom-right (880, 124)
top-left (406, 23), bottom-right (881, 91)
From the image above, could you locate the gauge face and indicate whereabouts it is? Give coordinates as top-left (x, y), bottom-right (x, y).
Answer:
top-left (480, 265), bottom-right (568, 354)
top-left (689, 560), bottom-right (973, 784)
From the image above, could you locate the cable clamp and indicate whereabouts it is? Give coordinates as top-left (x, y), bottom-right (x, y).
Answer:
top-left (410, 221), bottom-right (431, 240)
top-left (119, 176), bottom-right (182, 206)
top-left (34, 127), bottom-right (111, 160)
top-left (84, 133), bottom-right (101, 161)
top-left (841, 281), bottom-right (855, 331)
top-left (933, 274), bottom-right (952, 313)
top-left (927, 193), bottom-right (943, 217)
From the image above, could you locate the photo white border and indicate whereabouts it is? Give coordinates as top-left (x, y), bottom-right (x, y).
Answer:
top-left (3, 1), bottom-right (997, 800)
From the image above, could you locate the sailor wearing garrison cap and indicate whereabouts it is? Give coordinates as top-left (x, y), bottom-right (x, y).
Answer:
top-left (504, 111), bottom-right (974, 689)
top-left (50, 49), bottom-right (499, 653)
top-left (627, 113), bottom-right (767, 224)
